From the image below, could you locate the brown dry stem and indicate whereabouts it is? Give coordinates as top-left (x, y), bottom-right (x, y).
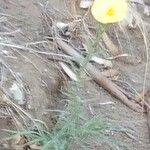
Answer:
top-left (102, 32), bottom-right (140, 64)
top-left (56, 39), bottom-right (143, 113)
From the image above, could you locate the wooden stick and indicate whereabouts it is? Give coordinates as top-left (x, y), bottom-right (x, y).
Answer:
top-left (102, 32), bottom-right (140, 65)
top-left (56, 39), bottom-right (143, 112)
top-left (102, 32), bottom-right (121, 56)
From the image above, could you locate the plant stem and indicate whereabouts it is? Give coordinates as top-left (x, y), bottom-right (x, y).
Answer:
top-left (78, 24), bottom-right (107, 78)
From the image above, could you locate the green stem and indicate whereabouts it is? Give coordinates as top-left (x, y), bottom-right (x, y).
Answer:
top-left (78, 24), bottom-right (107, 79)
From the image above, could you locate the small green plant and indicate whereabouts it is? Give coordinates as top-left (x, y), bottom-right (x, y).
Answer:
top-left (20, 82), bottom-right (112, 150)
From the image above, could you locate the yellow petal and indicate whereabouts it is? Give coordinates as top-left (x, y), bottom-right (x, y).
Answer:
top-left (91, 0), bottom-right (128, 24)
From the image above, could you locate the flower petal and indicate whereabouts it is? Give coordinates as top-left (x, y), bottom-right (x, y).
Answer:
top-left (91, 0), bottom-right (128, 24)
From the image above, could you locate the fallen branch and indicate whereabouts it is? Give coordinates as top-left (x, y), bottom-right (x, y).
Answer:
top-left (70, 0), bottom-right (79, 18)
top-left (56, 39), bottom-right (143, 112)
top-left (102, 32), bottom-right (121, 56)
top-left (102, 32), bottom-right (140, 64)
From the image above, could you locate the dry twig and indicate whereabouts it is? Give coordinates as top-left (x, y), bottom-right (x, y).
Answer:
top-left (56, 39), bottom-right (143, 112)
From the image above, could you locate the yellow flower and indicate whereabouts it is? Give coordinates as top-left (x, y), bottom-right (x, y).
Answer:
top-left (91, 0), bottom-right (128, 24)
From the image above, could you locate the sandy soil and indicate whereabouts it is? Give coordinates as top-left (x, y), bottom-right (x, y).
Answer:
top-left (0, 0), bottom-right (150, 149)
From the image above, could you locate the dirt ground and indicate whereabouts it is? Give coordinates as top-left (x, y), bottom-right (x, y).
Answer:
top-left (0, 0), bottom-right (150, 150)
